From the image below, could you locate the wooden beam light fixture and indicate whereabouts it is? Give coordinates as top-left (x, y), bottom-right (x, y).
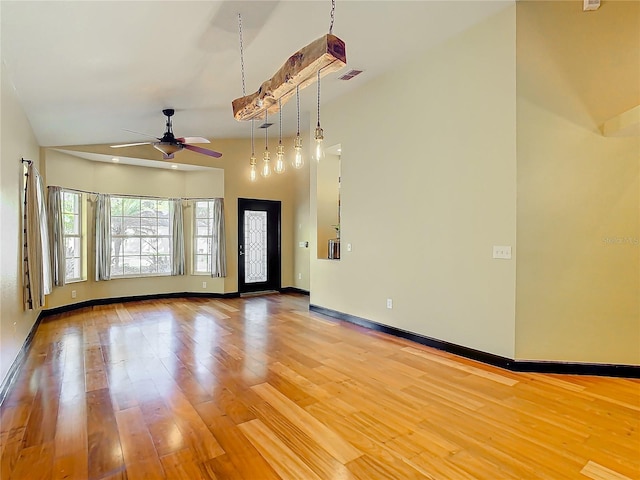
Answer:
top-left (232, 34), bottom-right (346, 122)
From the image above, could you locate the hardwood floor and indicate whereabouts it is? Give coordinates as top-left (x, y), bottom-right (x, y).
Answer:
top-left (1, 293), bottom-right (638, 479)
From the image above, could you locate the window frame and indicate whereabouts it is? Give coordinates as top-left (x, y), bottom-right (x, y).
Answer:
top-left (61, 190), bottom-right (84, 283)
top-left (193, 199), bottom-right (216, 275)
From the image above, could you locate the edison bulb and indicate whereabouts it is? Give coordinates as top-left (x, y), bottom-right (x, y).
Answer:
top-left (314, 125), bottom-right (324, 161)
top-left (249, 155), bottom-right (257, 182)
top-left (293, 135), bottom-right (304, 169)
top-left (261, 150), bottom-right (272, 178)
top-left (275, 144), bottom-right (285, 174)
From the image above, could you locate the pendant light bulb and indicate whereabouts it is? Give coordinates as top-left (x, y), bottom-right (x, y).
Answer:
top-left (314, 125), bottom-right (324, 161)
top-left (293, 135), bottom-right (304, 169)
top-left (249, 155), bottom-right (257, 182)
top-left (261, 149), bottom-right (272, 178)
top-left (275, 144), bottom-right (286, 174)
top-left (275, 98), bottom-right (285, 174)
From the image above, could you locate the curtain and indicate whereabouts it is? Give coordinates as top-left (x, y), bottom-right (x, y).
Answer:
top-left (47, 186), bottom-right (66, 286)
top-left (23, 162), bottom-right (51, 310)
top-left (210, 198), bottom-right (227, 278)
top-left (95, 194), bottom-right (111, 281)
top-left (170, 198), bottom-right (185, 276)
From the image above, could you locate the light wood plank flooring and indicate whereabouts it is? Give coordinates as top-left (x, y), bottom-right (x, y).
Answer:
top-left (1, 294), bottom-right (638, 479)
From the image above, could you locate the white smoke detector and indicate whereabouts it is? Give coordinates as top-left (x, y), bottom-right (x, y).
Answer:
top-left (583, 0), bottom-right (600, 11)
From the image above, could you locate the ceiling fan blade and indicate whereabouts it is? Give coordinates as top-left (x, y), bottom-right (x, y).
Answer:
top-left (178, 136), bottom-right (210, 144)
top-left (183, 144), bottom-right (222, 158)
top-left (111, 142), bottom-right (152, 148)
top-left (123, 128), bottom-right (161, 140)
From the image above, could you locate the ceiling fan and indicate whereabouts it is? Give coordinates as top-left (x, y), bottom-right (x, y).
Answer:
top-left (111, 109), bottom-right (222, 159)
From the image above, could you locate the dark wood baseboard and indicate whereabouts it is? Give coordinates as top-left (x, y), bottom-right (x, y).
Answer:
top-left (309, 304), bottom-right (640, 379)
top-left (0, 313), bottom-right (44, 406)
top-left (280, 287), bottom-right (310, 296)
top-left (40, 291), bottom-right (240, 318)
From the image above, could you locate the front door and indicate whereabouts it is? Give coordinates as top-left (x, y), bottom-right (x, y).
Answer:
top-left (238, 198), bottom-right (281, 294)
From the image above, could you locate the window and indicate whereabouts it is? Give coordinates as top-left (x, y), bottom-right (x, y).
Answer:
top-left (194, 200), bottom-right (215, 274)
top-left (110, 197), bottom-right (171, 277)
top-left (62, 191), bottom-right (83, 282)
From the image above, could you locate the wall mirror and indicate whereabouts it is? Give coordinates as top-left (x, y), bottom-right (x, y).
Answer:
top-left (317, 143), bottom-right (341, 260)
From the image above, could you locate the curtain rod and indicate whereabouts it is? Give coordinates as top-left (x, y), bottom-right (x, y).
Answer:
top-left (47, 185), bottom-right (221, 202)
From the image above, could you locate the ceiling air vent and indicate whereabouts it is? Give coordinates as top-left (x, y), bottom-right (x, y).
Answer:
top-left (583, 0), bottom-right (600, 11)
top-left (258, 122), bottom-right (273, 129)
top-left (338, 69), bottom-right (363, 81)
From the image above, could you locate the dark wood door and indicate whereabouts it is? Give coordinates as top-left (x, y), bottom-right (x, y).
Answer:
top-left (238, 198), bottom-right (281, 294)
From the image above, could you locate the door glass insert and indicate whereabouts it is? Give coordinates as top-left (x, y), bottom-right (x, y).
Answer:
top-left (244, 210), bottom-right (268, 283)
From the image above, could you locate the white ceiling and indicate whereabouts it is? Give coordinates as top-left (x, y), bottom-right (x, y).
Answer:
top-left (1, 1), bottom-right (510, 148)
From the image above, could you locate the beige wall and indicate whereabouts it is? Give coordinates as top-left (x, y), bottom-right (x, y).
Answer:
top-left (43, 150), bottom-right (226, 308)
top-left (311, 6), bottom-right (518, 358)
top-left (44, 133), bottom-right (304, 306)
top-left (293, 132), bottom-right (311, 291)
top-left (0, 67), bottom-right (42, 383)
top-left (515, 1), bottom-right (640, 364)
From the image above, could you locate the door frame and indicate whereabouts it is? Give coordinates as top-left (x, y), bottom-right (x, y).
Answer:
top-left (237, 198), bottom-right (281, 294)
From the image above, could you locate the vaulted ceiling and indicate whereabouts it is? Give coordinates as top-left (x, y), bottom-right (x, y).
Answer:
top-left (1, 1), bottom-right (509, 147)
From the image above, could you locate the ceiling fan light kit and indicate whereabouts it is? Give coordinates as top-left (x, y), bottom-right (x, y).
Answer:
top-left (111, 108), bottom-right (222, 160)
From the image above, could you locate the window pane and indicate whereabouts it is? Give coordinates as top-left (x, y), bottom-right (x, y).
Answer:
top-left (123, 257), bottom-right (140, 276)
top-left (110, 197), bottom-right (122, 216)
top-left (122, 198), bottom-right (141, 217)
top-left (122, 237), bottom-right (140, 255)
top-left (195, 255), bottom-right (209, 273)
top-left (110, 217), bottom-right (123, 236)
top-left (123, 216), bottom-right (141, 235)
top-left (157, 238), bottom-right (171, 255)
top-left (111, 256), bottom-right (124, 276)
top-left (195, 203), bottom-right (209, 218)
top-left (140, 199), bottom-right (156, 216)
top-left (63, 213), bottom-right (75, 235)
top-left (157, 256), bottom-right (171, 274)
top-left (142, 237), bottom-right (157, 253)
top-left (65, 236), bottom-right (81, 258)
top-left (65, 258), bottom-right (81, 281)
top-left (140, 255), bottom-right (157, 274)
top-left (157, 200), bottom-right (169, 215)
top-left (196, 237), bottom-right (210, 254)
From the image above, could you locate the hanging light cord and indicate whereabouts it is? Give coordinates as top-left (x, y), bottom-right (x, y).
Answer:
top-left (279, 99), bottom-right (283, 145)
top-left (329, 0), bottom-right (336, 35)
top-left (238, 13), bottom-right (246, 96)
top-left (239, 14), bottom-right (255, 158)
top-left (296, 85), bottom-right (301, 136)
top-left (317, 69), bottom-right (321, 127)
top-left (265, 110), bottom-right (268, 149)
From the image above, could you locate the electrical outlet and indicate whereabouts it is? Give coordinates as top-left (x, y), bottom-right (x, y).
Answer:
top-left (492, 246), bottom-right (512, 259)
top-left (71, 290), bottom-right (77, 299)
top-left (202, 281), bottom-right (207, 289)
top-left (386, 298), bottom-right (393, 309)
top-left (298, 273), bottom-right (302, 280)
